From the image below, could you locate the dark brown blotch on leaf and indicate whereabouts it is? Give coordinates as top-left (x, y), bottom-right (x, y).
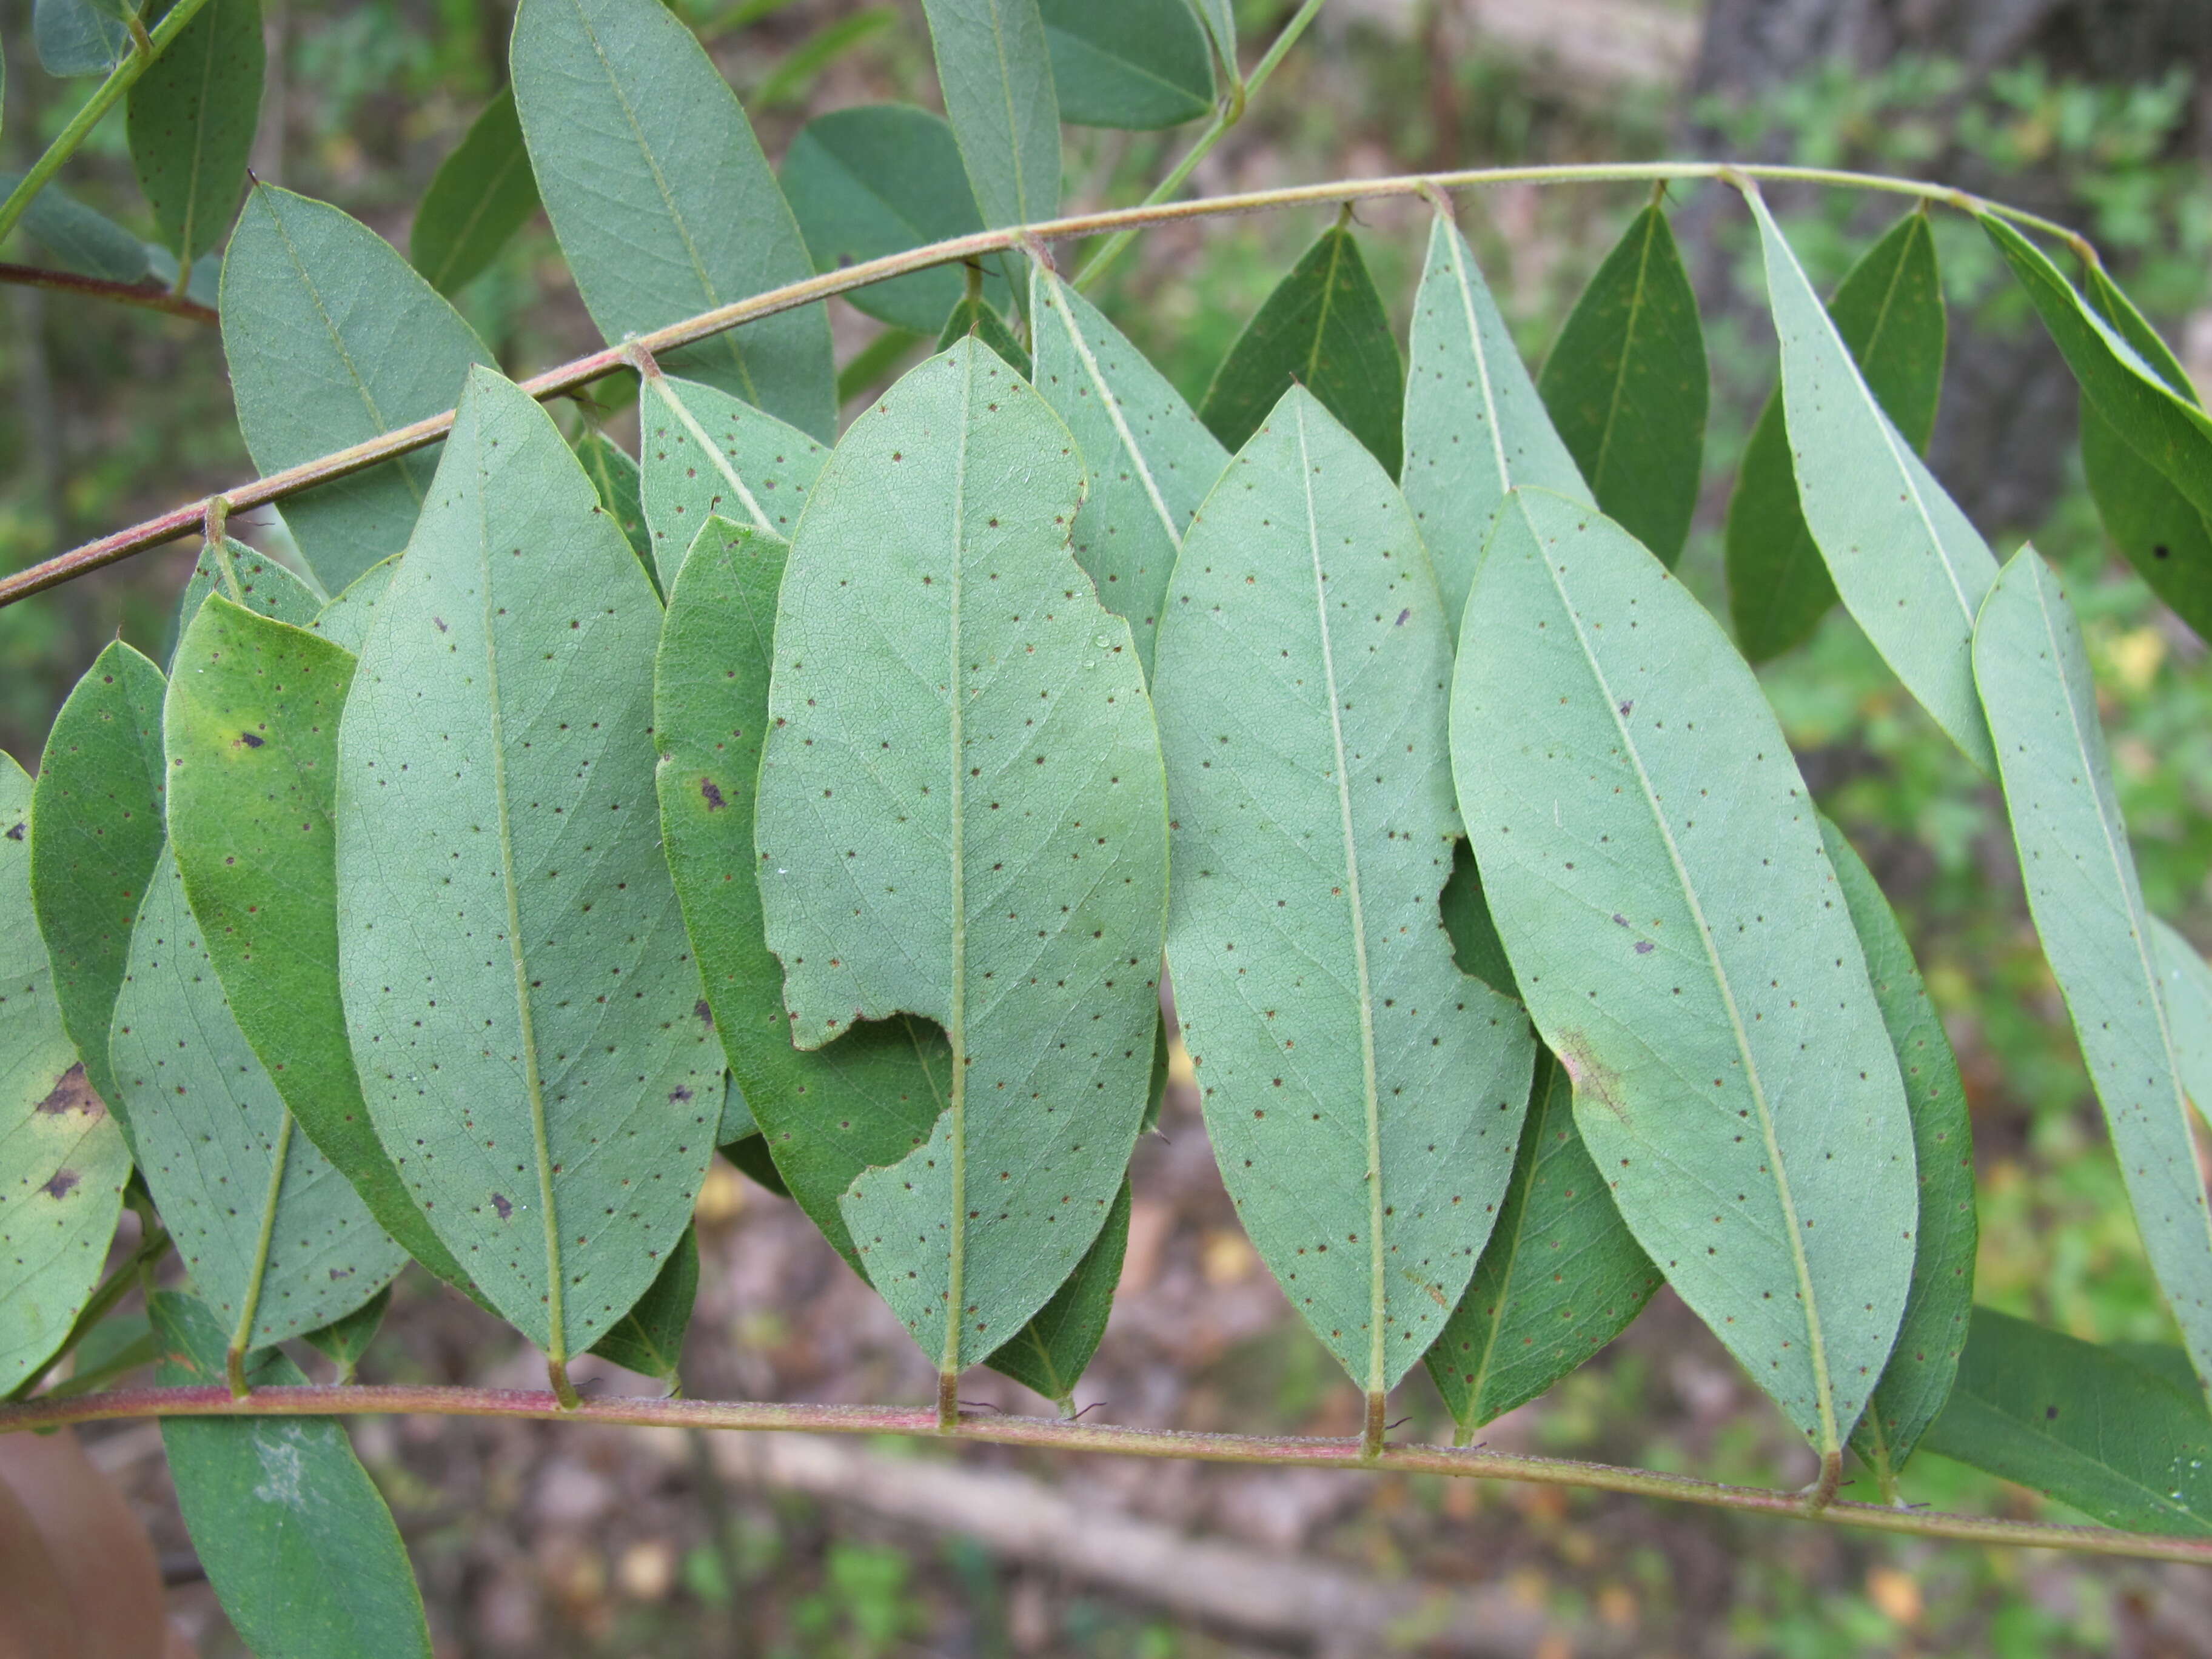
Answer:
top-left (41, 1170), bottom-right (80, 1199)
top-left (35, 1064), bottom-right (103, 1119)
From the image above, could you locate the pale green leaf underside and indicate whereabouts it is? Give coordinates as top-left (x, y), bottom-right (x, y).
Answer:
top-left (166, 596), bottom-right (475, 1296)
top-left (222, 184), bottom-right (495, 593)
top-left (2151, 917), bottom-right (2212, 1130)
top-left (1973, 546), bottom-right (2212, 1401)
top-left (1029, 263), bottom-right (1227, 677)
top-left (1452, 489), bottom-right (1917, 1452)
top-left (1820, 815), bottom-right (1976, 1476)
top-left (1921, 1306), bottom-right (2212, 1537)
top-left (30, 640), bottom-right (171, 1113)
top-left (0, 755), bottom-right (130, 1396)
top-left (113, 850), bottom-right (405, 1350)
top-left (637, 372), bottom-right (828, 589)
top-left (920, 0), bottom-right (1062, 230)
top-left (1401, 212), bottom-right (1586, 634)
top-left (755, 341), bottom-right (1168, 1373)
top-left (154, 1291), bottom-right (434, 1659)
top-left (1744, 186), bottom-right (1996, 773)
top-left (126, 0), bottom-right (263, 264)
top-left (337, 367), bottom-right (717, 1360)
top-left (510, 0), bottom-right (834, 438)
top-left (309, 555), bottom-right (399, 656)
top-left (1154, 387), bottom-right (1535, 1393)
top-left (1426, 1051), bottom-right (1658, 1431)
top-left (656, 518), bottom-right (1128, 1396)
top-left (34, 0), bottom-right (130, 76)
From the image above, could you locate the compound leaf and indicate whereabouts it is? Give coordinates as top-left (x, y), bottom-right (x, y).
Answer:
top-left (153, 1290), bottom-right (433, 1659)
top-left (586, 1222), bottom-right (697, 1381)
top-left (754, 341), bottom-right (1168, 1385)
top-left (1039, 0), bottom-right (1212, 130)
top-left (1452, 489), bottom-right (1918, 1463)
top-left (1425, 1050), bottom-right (1658, 1434)
top-left (1535, 203), bottom-right (1706, 568)
top-left (637, 370), bottom-right (828, 589)
top-left (1921, 1306), bottom-right (2212, 1536)
top-left (337, 366), bottom-right (717, 1366)
top-left (0, 754), bottom-right (131, 1398)
top-left (1974, 545), bottom-right (2212, 1401)
top-left (166, 595), bottom-right (475, 1297)
top-left (1821, 815), bottom-right (1976, 1482)
top-left (511, 0), bottom-right (834, 437)
top-left (30, 642), bottom-right (169, 1112)
top-left (1727, 210), bottom-right (1944, 663)
top-left (779, 104), bottom-right (1005, 335)
top-left (1154, 386), bottom-right (1536, 1396)
top-left (113, 849), bottom-right (406, 1350)
top-left (1201, 225), bottom-right (1403, 479)
top-left (1401, 209), bottom-right (1585, 632)
top-left (409, 87), bottom-right (540, 298)
top-left (223, 183), bottom-right (494, 594)
top-left (919, 0), bottom-right (1061, 231)
top-left (127, 0), bottom-right (263, 264)
top-left (1030, 263), bottom-right (1227, 675)
top-left (1744, 186), bottom-right (1995, 771)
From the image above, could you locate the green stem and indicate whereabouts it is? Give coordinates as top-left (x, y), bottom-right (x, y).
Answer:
top-left (2, 1382), bottom-right (2208, 1566)
top-left (0, 160), bottom-right (2091, 611)
top-left (227, 1113), bottom-right (294, 1398)
top-left (2, 1225), bottom-right (171, 1403)
top-left (1074, 0), bottom-right (1327, 291)
top-left (0, 0), bottom-right (220, 248)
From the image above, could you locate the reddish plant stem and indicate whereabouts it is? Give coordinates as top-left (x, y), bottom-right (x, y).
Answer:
top-left (0, 263), bottom-right (219, 323)
top-left (2, 1384), bottom-right (2205, 1565)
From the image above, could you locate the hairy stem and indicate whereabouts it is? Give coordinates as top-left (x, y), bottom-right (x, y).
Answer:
top-left (0, 0), bottom-right (220, 247)
top-left (0, 161), bottom-right (2086, 611)
top-left (0, 1383), bottom-right (2204, 1565)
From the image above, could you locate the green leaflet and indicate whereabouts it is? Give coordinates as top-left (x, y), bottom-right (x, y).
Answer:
top-left (1038, 0), bottom-right (1213, 129)
top-left (1744, 186), bottom-right (1996, 773)
top-left (1452, 489), bottom-right (1917, 1459)
top-left (308, 555), bottom-right (398, 656)
top-left (1982, 216), bottom-right (2212, 528)
top-left (1425, 1052), bottom-right (1658, 1435)
top-left (586, 1223), bottom-right (697, 1381)
top-left (1727, 210), bottom-right (1945, 663)
top-left (152, 1290), bottom-right (434, 1659)
top-left (1401, 210), bottom-right (1586, 632)
top-left (780, 104), bottom-right (1007, 336)
top-left (166, 596), bottom-right (475, 1298)
top-left (113, 849), bottom-right (406, 1350)
top-left (1154, 387), bottom-right (1536, 1395)
top-left (222, 184), bottom-right (495, 594)
top-left (658, 518), bottom-right (1133, 1398)
top-left (33, 0), bottom-right (131, 76)
top-left (167, 534), bottom-right (321, 667)
top-left (1974, 546), bottom-right (2212, 1401)
top-left (337, 366), bottom-right (717, 1363)
top-left (126, 0), bottom-right (263, 263)
top-left (30, 641), bottom-right (169, 1111)
top-left (0, 166), bottom-right (152, 283)
top-left (2151, 918), bottom-right (2212, 1127)
top-left (1921, 1307), bottom-right (2212, 1537)
top-left (1189, 0), bottom-right (1233, 79)
top-left (1534, 203), bottom-right (1707, 568)
top-left (1030, 263), bottom-right (1228, 677)
top-left (1201, 226), bottom-right (1404, 479)
top-left (409, 87), bottom-right (541, 297)
top-left (754, 342), bottom-right (1169, 1381)
top-left (937, 295), bottom-right (1031, 380)
top-left (920, 0), bottom-right (1061, 232)
top-left (636, 370), bottom-right (829, 588)
top-left (2073, 262), bottom-right (2212, 641)
top-left (509, 0), bottom-right (834, 438)
top-left (1820, 816), bottom-right (1976, 1484)
top-left (0, 754), bottom-right (130, 1398)
top-left (301, 1281), bottom-right (389, 1382)
top-left (577, 429), bottom-right (652, 570)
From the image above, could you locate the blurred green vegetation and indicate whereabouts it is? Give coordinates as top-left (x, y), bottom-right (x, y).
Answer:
top-left (8, 2), bottom-right (2212, 1654)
